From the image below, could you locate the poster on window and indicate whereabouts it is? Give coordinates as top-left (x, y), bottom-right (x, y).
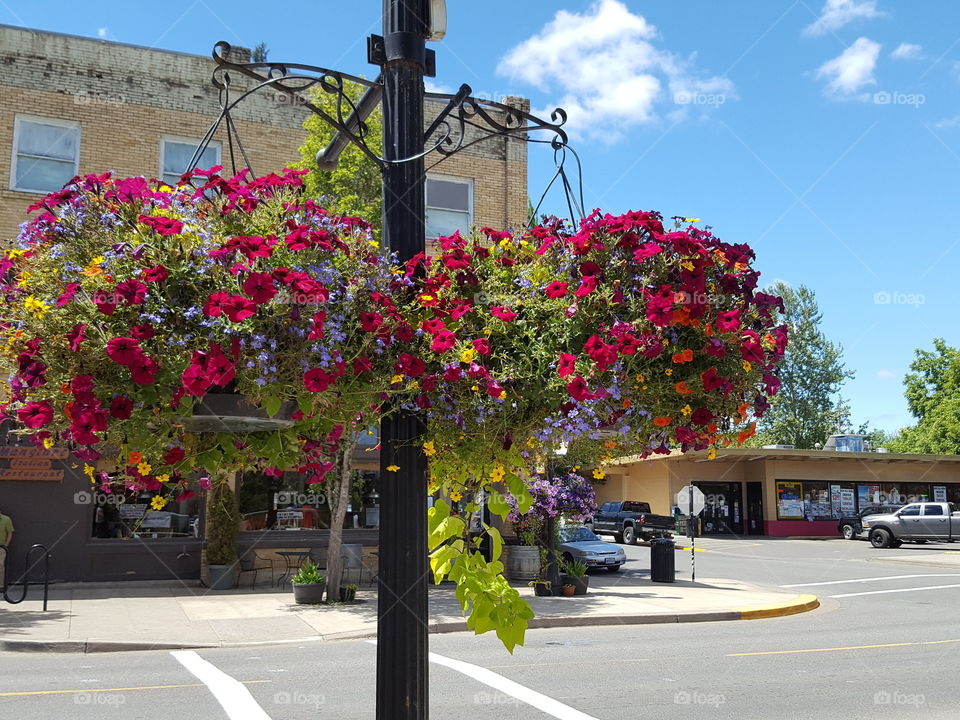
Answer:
top-left (934, 486), bottom-right (947, 502)
top-left (777, 482), bottom-right (804, 519)
top-left (858, 485), bottom-right (881, 508)
top-left (840, 489), bottom-right (856, 514)
top-left (830, 485), bottom-right (842, 517)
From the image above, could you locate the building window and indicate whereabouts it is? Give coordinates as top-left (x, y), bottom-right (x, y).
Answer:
top-left (11, 116), bottom-right (80, 193)
top-left (425, 175), bottom-right (473, 240)
top-left (160, 138), bottom-right (221, 186)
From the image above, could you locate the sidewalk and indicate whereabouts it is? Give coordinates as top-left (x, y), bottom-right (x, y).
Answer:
top-left (0, 570), bottom-right (818, 653)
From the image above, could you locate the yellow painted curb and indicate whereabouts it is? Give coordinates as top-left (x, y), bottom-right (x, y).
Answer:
top-left (738, 594), bottom-right (820, 620)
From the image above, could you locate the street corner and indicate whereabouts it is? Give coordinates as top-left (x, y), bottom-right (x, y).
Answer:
top-left (738, 593), bottom-right (820, 620)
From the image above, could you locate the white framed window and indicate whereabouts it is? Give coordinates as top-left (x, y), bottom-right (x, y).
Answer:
top-left (160, 137), bottom-right (221, 186)
top-left (425, 175), bottom-right (473, 239)
top-left (11, 116), bottom-right (81, 193)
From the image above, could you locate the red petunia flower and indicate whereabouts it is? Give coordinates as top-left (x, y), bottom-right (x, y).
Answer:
top-left (716, 310), bottom-right (740, 333)
top-left (93, 290), bottom-right (119, 315)
top-left (567, 375), bottom-right (594, 402)
top-left (544, 281), bottom-right (569, 299)
top-left (115, 278), bottom-right (148, 306)
top-left (164, 446), bottom-right (186, 465)
top-left (397, 353), bottom-right (426, 378)
top-left (557, 353), bottom-right (577, 378)
top-left (56, 282), bottom-right (81, 307)
top-left (442, 365), bottom-right (462, 382)
top-left (17, 401), bottom-right (53, 429)
top-left (303, 368), bottom-right (333, 393)
top-left (491, 306), bottom-right (518, 322)
top-left (106, 337), bottom-right (142, 366)
top-left (691, 408), bottom-right (714, 425)
top-left (573, 276), bottom-right (598, 298)
top-left (353, 356), bottom-right (373, 374)
top-left (130, 324), bottom-right (155, 341)
top-left (430, 330), bottom-right (457, 353)
top-left (141, 265), bottom-right (169, 283)
top-left (203, 291), bottom-right (231, 317)
top-left (472, 338), bottom-right (491, 355)
top-left (138, 215), bottom-right (184, 235)
top-left (242, 272), bottom-right (278, 304)
top-left (129, 354), bottom-right (158, 385)
top-left (360, 312), bottom-right (384, 332)
top-left (67, 324), bottom-right (87, 352)
top-left (422, 318), bottom-right (446, 335)
top-left (109, 395), bottom-right (134, 420)
top-left (222, 295), bottom-right (257, 322)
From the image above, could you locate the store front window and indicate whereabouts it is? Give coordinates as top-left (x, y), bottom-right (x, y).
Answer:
top-left (776, 480), bottom-right (836, 520)
top-left (86, 488), bottom-right (200, 540)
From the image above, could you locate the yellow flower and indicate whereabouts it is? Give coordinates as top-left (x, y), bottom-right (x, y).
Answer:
top-left (593, 468), bottom-right (606, 480)
top-left (498, 390), bottom-right (507, 400)
top-left (664, 368), bottom-right (673, 376)
top-left (449, 491), bottom-right (463, 502)
top-left (741, 360), bottom-right (752, 372)
top-left (470, 385), bottom-right (479, 392)
top-left (42, 437), bottom-right (54, 450)
top-left (150, 496), bottom-right (167, 510)
top-left (490, 465), bottom-right (505, 482)
top-left (391, 374), bottom-right (404, 384)
top-left (83, 464), bottom-right (95, 480)
top-left (423, 441), bottom-right (436, 457)
top-left (460, 347), bottom-right (476, 363)
top-left (681, 404), bottom-right (692, 416)
top-left (156, 474), bottom-right (171, 484)
top-left (23, 296), bottom-right (49, 318)
top-left (137, 461), bottom-right (152, 476)
top-left (681, 261), bottom-right (695, 271)
top-left (707, 447), bottom-right (717, 460)
top-left (386, 465), bottom-right (400, 472)
top-left (685, 218), bottom-right (700, 222)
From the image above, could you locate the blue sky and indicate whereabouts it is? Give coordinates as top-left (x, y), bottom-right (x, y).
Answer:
top-left (4, 0), bottom-right (958, 435)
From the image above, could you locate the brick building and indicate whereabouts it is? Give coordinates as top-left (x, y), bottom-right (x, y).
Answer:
top-left (0, 24), bottom-right (529, 246)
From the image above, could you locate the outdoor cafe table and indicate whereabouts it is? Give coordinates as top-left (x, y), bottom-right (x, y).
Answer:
top-left (275, 550), bottom-right (312, 586)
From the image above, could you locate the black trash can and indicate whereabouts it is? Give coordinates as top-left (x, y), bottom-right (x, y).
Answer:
top-left (650, 537), bottom-right (675, 583)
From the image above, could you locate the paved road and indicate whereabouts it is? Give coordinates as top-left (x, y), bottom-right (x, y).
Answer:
top-left (3, 536), bottom-right (959, 719)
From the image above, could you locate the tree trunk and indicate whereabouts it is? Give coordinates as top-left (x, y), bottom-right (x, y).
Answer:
top-left (325, 440), bottom-right (355, 602)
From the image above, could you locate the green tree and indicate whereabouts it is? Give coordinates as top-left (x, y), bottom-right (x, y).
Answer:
top-left (749, 282), bottom-right (853, 449)
top-left (887, 339), bottom-right (960, 454)
top-left (295, 82), bottom-right (382, 232)
top-left (251, 42), bottom-right (269, 62)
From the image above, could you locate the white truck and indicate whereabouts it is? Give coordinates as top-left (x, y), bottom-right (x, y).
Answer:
top-left (862, 502), bottom-right (960, 548)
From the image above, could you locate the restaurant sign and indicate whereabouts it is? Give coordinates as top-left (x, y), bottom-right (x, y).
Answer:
top-left (0, 445), bottom-right (68, 482)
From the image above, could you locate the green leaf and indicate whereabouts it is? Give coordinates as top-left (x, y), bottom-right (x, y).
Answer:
top-left (487, 525), bottom-right (503, 562)
top-left (487, 489), bottom-right (510, 518)
top-left (263, 396), bottom-right (282, 418)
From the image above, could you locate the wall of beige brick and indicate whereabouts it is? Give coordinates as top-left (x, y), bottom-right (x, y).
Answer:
top-left (0, 25), bottom-right (528, 244)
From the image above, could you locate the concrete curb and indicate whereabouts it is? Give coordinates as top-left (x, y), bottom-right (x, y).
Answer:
top-left (0, 593), bottom-right (820, 653)
top-left (738, 593), bottom-right (820, 620)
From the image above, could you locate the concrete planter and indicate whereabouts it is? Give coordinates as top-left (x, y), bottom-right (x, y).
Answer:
top-left (292, 581), bottom-right (327, 604)
top-left (207, 563), bottom-right (238, 590)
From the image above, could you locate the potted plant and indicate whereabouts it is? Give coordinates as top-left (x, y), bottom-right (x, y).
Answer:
top-left (561, 583), bottom-right (576, 597)
top-left (528, 578), bottom-right (553, 597)
top-left (561, 558), bottom-right (590, 595)
top-left (291, 561), bottom-right (327, 604)
top-left (206, 478), bottom-right (241, 589)
top-left (339, 583), bottom-right (358, 602)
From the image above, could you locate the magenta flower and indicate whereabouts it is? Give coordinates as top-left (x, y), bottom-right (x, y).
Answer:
top-left (141, 265), bottom-right (169, 283)
top-left (109, 395), bottom-right (134, 420)
top-left (222, 295), bottom-right (257, 322)
top-left (242, 272), bottom-right (278, 304)
top-left (66, 324), bottom-right (87, 352)
top-left (138, 215), bottom-right (184, 236)
top-left (544, 281), bottom-right (568, 299)
top-left (17, 401), bottom-right (53, 428)
top-left (106, 337), bottom-right (142, 366)
top-left (430, 330), bottom-right (457, 353)
top-left (115, 279), bottom-right (148, 306)
top-left (491, 306), bottom-right (517, 322)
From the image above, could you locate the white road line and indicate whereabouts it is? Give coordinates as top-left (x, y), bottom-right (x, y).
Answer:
top-left (830, 583), bottom-right (960, 598)
top-left (781, 573), bottom-right (960, 588)
top-left (171, 650), bottom-right (272, 720)
top-left (366, 641), bottom-right (599, 720)
top-left (429, 651), bottom-right (600, 720)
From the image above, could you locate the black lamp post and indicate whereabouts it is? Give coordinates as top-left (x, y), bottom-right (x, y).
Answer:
top-left (198, 2), bottom-right (569, 717)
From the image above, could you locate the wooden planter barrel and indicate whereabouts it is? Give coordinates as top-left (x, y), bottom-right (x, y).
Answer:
top-left (504, 545), bottom-right (540, 581)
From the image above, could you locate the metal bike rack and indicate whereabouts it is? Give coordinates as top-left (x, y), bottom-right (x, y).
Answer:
top-left (1, 544), bottom-right (51, 611)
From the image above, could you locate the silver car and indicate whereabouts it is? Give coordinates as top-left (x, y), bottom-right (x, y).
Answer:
top-left (558, 525), bottom-right (626, 572)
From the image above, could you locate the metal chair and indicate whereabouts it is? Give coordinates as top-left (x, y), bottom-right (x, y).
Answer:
top-left (340, 544), bottom-right (365, 585)
top-left (238, 551), bottom-right (275, 587)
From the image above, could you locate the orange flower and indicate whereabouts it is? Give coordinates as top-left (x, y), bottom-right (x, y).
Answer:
top-left (60, 381), bottom-right (71, 394)
top-left (704, 323), bottom-right (714, 336)
top-left (672, 307), bottom-right (691, 325)
top-left (129, 451), bottom-right (143, 465)
top-left (671, 349), bottom-right (694, 364)
top-left (675, 381), bottom-right (693, 395)
top-left (621, 398), bottom-right (632, 409)
top-left (653, 416), bottom-right (672, 427)
top-left (737, 422), bottom-right (757, 445)
top-left (63, 401), bottom-right (75, 420)
top-left (707, 423), bottom-right (718, 434)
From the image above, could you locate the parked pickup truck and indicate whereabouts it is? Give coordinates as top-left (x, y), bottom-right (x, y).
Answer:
top-left (837, 505), bottom-right (903, 540)
top-left (862, 502), bottom-right (960, 548)
top-left (588, 501), bottom-right (675, 544)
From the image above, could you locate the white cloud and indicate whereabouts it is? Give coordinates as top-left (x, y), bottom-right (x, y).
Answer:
top-left (815, 37), bottom-right (881, 98)
top-left (876, 369), bottom-right (896, 379)
top-left (496, 0), bottom-right (734, 140)
top-left (97, 27), bottom-right (108, 38)
top-left (936, 115), bottom-right (960, 129)
top-left (804, 0), bottom-right (883, 37)
top-left (890, 43), bottom-right (922, 60)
